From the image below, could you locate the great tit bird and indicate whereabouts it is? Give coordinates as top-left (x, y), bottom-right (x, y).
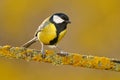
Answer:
top-left (22, 13), bottom-right (71, 56)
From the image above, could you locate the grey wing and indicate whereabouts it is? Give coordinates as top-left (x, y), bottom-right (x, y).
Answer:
top-left (34, 18), bottom-right (50, 37)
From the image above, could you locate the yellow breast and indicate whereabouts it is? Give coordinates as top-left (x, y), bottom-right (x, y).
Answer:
top-left (37, 23), bottom-right (57, 45)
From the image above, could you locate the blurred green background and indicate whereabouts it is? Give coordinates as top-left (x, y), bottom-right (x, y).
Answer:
top-left (0, 0), bottom-right (120, 80)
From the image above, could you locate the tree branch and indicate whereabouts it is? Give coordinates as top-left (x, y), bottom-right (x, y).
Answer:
top-left (0, 45), bottom-right (120, 72)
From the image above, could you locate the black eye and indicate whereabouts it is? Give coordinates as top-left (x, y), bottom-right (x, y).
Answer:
top-left (60, 14), bottom-right (69, 21)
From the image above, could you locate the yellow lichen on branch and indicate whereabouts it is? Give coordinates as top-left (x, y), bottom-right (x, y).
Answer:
top-left (0, 45), bottom-right (120, 72)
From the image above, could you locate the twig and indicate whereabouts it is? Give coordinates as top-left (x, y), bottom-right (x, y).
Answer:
top-left (0, 45), bottom-right (120, 72)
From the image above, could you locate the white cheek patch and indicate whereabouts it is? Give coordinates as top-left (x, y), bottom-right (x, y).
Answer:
top-left (53, 15), bottom-right (64, 24)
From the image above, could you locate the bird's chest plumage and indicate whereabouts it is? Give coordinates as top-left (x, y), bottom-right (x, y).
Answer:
top-left (37, 23), bottom-right (67, 45)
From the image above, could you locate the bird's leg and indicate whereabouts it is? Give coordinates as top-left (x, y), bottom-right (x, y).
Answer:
top-left (56, 46), bottom-right (68, 56)
top-left (40, 42), bottom-right (46, 58)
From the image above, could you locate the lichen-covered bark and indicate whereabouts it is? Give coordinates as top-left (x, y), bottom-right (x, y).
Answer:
top-left (0, 45), bottom-right (120, 72)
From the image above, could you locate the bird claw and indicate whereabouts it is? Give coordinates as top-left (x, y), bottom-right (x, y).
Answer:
top-left (41, 54), bottom-right (46, 58)
top-left (57, 51), bottom-right (68, 56)
top-left (41, 50), bottom-right (46, 58)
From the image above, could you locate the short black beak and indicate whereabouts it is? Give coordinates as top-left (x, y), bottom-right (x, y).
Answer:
top-left (66, 20), bottom-right (71, 24)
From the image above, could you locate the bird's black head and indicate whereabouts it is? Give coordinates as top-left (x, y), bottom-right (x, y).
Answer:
top-left (50, 13), bottom-right (71, 24)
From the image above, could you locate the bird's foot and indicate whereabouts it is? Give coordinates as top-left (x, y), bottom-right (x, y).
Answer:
top-left (41, 50), bottom-right (46, 58)
top-left (41, 54), bottom-right (46, 58)
top-left (57, 51), bottom-right (68, 56)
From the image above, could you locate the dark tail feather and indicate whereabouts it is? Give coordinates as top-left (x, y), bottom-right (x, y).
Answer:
top-left (22, 37), bottom-right (38, 48)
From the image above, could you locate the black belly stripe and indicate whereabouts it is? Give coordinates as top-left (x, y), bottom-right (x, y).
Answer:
top-left (49, 36), bottom-right (58, 45)
top-left (49, 23), bottom-right (67, 45)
